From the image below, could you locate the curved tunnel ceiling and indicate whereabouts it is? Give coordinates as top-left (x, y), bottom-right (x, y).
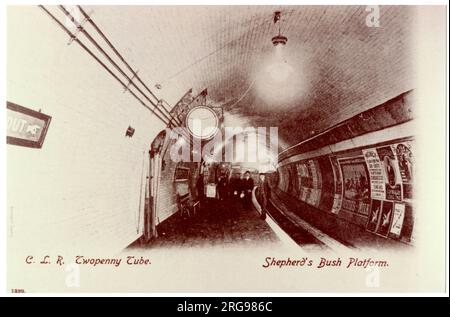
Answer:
top-left (88, 5), bottom-right (415, 148)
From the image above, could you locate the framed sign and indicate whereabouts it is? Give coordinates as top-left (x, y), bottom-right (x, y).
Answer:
top-left (174, 166), bottom-right (190, 182)
top-left (206, 183), bottom-right (217, 198)
top-left (7, 101), bottom-right (51, 148)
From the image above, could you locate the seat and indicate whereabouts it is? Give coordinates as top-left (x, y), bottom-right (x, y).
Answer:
top-left (177, 188), bottom-right (202, 218)
top-left (192, 200), bottom-right (200, 215)
top-left (177, 192), bottom-right (191, 218)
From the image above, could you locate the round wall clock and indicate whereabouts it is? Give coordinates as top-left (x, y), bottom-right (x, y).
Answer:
top-left (185, 106), bottom-right (219, 139)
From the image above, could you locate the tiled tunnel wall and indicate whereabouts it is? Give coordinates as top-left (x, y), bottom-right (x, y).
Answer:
top-left (276, 91), bottom-right (415, 244)
top-left (155, 137), bottom-right (199, 225)
top-left (7, 7), bottom-right (167, 253)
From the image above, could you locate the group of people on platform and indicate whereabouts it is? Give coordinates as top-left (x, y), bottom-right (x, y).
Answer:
top-left (197, 170), bottom-right (270, 220)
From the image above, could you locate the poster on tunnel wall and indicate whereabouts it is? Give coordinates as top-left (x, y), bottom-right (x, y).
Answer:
top-left (316, 157), bottom-right (335, 213)
top-left (306, 160), bottom-right (321, 207)
top-left (376, 201), bottom-right (394, 237)
top-left (278, 167), bottom-right (288, 192)
top-left (389, 203), bottom-right (406, 238)
top-left (307, 160), bottom-right (322, 190)
top-left (401, 204), bottom-right (415, 243)
top-left (296, 160), bottom-right (321, 207)
top-left (296, 163), bottom-right (304, 194)
top-left (376, 146), bottom-right (403, 202)
top-left (307, 189), bottom-right (321, 207)
top-left (392, 141), bottom-right (414, 203)
top-left (329, 156), bottom-right (343, 214)
top-left (339, 157), bottom-right (371, 216)
top-left (287, 164), bottom-right (298, 197)
top-left (297, 162), bottom-right (309, 202)
top-left (367, 199), bottom-right (382, 233)
top-left (362, 149), bottom-right (386, 200)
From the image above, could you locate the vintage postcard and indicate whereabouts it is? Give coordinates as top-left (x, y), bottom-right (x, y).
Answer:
top-left (4, 2), bottom-right (448, 294)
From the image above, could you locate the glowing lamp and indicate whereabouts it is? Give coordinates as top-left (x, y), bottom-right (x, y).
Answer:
top-left (271, 34), bottom-right (288, 46)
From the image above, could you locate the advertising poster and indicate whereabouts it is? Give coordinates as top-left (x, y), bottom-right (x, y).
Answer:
top-left (400, 204), bottom-right (415, 243)
top-left (331, 195), bottom-right (342, 214)
top-left (339, 157), bottom-right (371, 216)
top-left (389, 203), bottom-right (406, 238)
top-left (376, 201), bottom-right (394, 237)
top-left (296, 163), bottom-right (304, 192)
top-left (367, 199), bottom-right (382, 233)
top-left (329, 156), bottom-right (343, 214)
top-left (362, 148), bottom-right (386, 200)
top-left (308, 159), bottom-right (322, 189)
top-left (393, 142), bottom-right (414, 202)
top-left (376, 146), bottom-right (403, 201)
top-left (300, 187), bottom-right (311, 202)
top-left (307, 160), bottom-right (321, 206)
top-left (297, 161), bottom-right (321, 206)
top-left (297, 163), bottom-right (309, 177)
top-left (286, 165), bottom-right (295, 195)
top-left (308, 189), bottom-right (321, 207)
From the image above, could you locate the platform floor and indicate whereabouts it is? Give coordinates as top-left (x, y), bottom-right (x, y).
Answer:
top-left (129, 197), bottom-right (280, 249)
top-left (128, 187), bottom-right (411, 251)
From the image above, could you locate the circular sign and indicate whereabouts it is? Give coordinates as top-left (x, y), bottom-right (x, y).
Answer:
top-left (186, 106), bottom-right (219, 139)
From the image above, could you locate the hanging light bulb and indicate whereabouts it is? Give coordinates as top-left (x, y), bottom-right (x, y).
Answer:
top-left (271, 11), bottom-right (288, 47)
top-left (267, 11), bottom-right (293, 83)
top-left (272, 34), bottom-right (288, 46)
top-left (254, 10), bottom-right (304, 104)
top-left (266, 61), bottom-right (294, 82)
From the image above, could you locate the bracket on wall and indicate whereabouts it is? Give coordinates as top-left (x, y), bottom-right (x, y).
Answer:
top-left (67, 10), bottom-right (93, 46)
top-left (125, 126), bottom-right (135, 137)
top-left (123, 70), bottom-right (139, 93)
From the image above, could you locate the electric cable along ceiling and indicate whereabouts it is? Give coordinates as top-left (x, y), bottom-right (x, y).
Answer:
top-left (39, 5), bottom-right (187, 135)
top-left (40, 5), bottom-right (415, 148)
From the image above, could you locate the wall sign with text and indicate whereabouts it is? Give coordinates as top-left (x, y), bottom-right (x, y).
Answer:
top-left (6, 102), bottom-right (51, 148)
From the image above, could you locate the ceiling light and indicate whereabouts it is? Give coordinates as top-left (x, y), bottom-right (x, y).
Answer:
top-left (272, 34), bottom-right (288, 46)
top-left (267, 11), bottom-right (293, 83)
top-left (266, 61), bottom-right (294, 82)
top-left (271, 11), bottom-right (288, 47)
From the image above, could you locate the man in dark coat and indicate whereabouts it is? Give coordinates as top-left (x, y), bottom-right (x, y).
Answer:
top-left (257, 173), bottom-right (271, 220)
top-left (217, 173), bottom-right (228, 201)
top-left (228, 172), bottom-right (240, 199)
top-left (196, 174), bottom-right (204, 202)
top-left (241, 171), bottom-right (254, 210)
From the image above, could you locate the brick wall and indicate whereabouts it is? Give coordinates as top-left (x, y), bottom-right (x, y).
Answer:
top-left (7, 6), bottom-right (165, 253)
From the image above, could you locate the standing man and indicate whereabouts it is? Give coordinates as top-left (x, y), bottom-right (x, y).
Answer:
top-left (257, 173), bottom-right (271, 220)
top-left (196, 173), bottom-right (204, 202)
top-left (241, 171), bottom-right (254, 210)
top-left (217, 173), bottom-right (228, 201)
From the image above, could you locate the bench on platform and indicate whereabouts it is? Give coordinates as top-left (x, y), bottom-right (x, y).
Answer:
top-left (177, 192), bottom-right (200, 217)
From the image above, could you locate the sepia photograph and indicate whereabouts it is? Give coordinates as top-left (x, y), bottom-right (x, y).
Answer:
top-left (2, 0), bottom-right (448, 296)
